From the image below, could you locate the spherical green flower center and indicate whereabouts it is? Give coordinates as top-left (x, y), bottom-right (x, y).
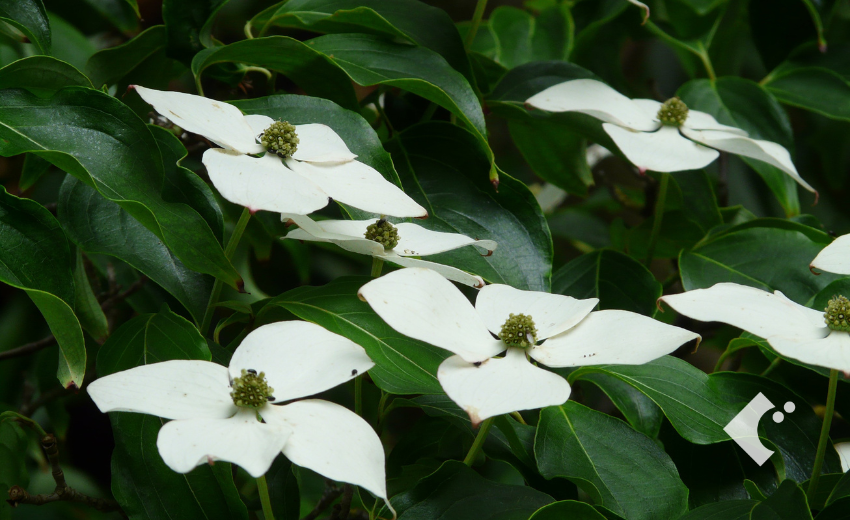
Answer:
top-left (364, 219), bottom-right (399, 250)
top-left (260, 121), bottom-right (299, 157)
top-left (824, 295), bottom-right (850, 332)
top-left (500, 313), bottom-right (538, 348)
top-left (230, 369), bottom-right (274, 408)
top-left (657, 97), bottom-right (689, 127)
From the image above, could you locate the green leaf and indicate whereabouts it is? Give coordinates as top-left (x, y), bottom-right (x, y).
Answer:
top-left (19, 152), bottom-right (50, 190)
top-left (679, 218), bottom-right (840, 304)
top-left (98, 308), bottom-right (246, 520)
top-left (678, 78), bottom-right (802, 216)
top-left (0, 0), bottom-right (50, 54)
top-left (48, 13), bottom-right (96, 72)
top-left (307, 33), bottom-right (486, 139)
top-left (58, 176), bottom-right (213, 325)
top-left (552, 249), bottom-right (661, 316)
top-left (487, 5), bottom-right (572, 69)
top-left (827, 471), bottom-right (850, 506)
top-left (576, 372), bottom-right (664, 438)
top-left (249, 0), bottom-right (474, 88)
top-left (0, 56), bottom-right (91, 96)
top-left (266, 456), bottom-right (300, 520)
top-left (751, 480), bottom-right (813, 520)
top-left (263, 276), bottom-right (450, 395)
top-left (86, 25), bottom-right (181, 89)
top-left (232, 93), bottom-right (399, 194)
top-left (571, 356), bottom-right (734, 444)
top-left (83, 0), bottom-right (139, 33)
top-left (384, 460), bottom-right (553, 520)
top-left (508, 119), bottom-right (593, 196)
top-left (72, 248), bottom-right (108, 340)
top-left (764, 43), bottom-right (850, 122)
top-left (529, 500), bottom-right (608, 520)
top-left (535, 402), bottom-right (689, 520)
top-left (191, 36), bottom-right (359, 110)
top-left (677, 500), bottom-right (758, 519)
top-left (387, 122), bottom-right (553, 291)
top-left (0, 187), bottom-right (85, 388)
top-left (162, 0), bottom-right (228, 63)
top-left (0, 87), bottom-right (241, 288)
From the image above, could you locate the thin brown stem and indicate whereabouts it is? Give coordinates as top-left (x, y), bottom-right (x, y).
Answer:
top-left (7, 434), bottom-right (125, 517)
top-left (301, 480), bottom-right (343, 520)
top-left (0, 336), bottom-right (56, 361)
top-left (100, 275), bottom-right (148, 311)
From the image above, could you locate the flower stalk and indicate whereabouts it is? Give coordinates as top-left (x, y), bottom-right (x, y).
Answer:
top-left (807, 369), bottom-right (839, 499)
top-left (463, 417), bottom-right (494, 466)
top-left (645, 172), bottom-right (670, 267)
top-left (257, 475), bottom-right (275, 520)
top-left (201, 207), bottom-right (252, 337)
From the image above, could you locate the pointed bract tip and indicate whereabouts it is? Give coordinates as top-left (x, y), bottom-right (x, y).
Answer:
top-left (810, 264), bottom-right (821, 276)
top-left (66, 381), bottom-right (79, 391)
top-left (813, 190), bottom-right (820, 205)
top-left (637, 167), bottom-right (647, 176)
top-left (691, 336), bottom-right (702, 354)
top-left (819, 42), bottom-right (828, 53)
top-left (357, 290), bottom-right (367, 302)
top-left (237, 279), bottom-right (246, 293)
top-left (655, 297), bottom-right (666, 313)
top-left (490, 178), bottom-right (500, 191)
top-left (523, 102), bottom-right (535, 111)
top-left (415, 211), bottom-right (429, 220)
top-left (482, 249), bottom-right (494, 257)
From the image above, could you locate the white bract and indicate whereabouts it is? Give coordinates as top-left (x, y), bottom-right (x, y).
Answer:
top-left (281, 213), bottom-right (497, 288)
top-left (811, 234), bottom-right (850, 275)
top-left (87, 321), bottom-right (388, 499)
top-left (525, 79), bottom-right (815, 194)
top-left (133, 86), bottom-right (427, 218)
top-left (660, 283), bottom-right (850, 374)
top-left (358, 268), bottom-right (699, 425)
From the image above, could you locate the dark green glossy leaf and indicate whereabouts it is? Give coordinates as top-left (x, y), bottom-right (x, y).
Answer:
top-left (535, 402), bottom-right (689, 520)
top-left (817, 497), bottom-right (850, 520)
top-left (249, 0), bottom-right (474, 87)
top-left (83, 0), bottom-right (139, 32)
top-left (552, 249), bottom-right (661, 316)
top-left (58, 177), bottom-right (213, 325)
top-left (191, 36), bottom-right (358, 110)
top-left (0, 56), bottom-right (91, 96)
top-left (387, 122), bottom-right (552, 291)
top-left (162, 0), bottom-right (227, 63)
top-left (678, 500), bottom-right (758, 519)
top-left (86, 25), bottom-right (182, 89)
top-left (0, 87), bottom-right (240, 287)
top-left (98, 308), bottom-right (246, 520)
top-left (571, 356), bottom-right (734, 444)
top-left (308, 33), bottom-right (486, 140)
top-left (577, 372), bottom-right (663, 437)
top-left (679, 218), bottom-right (840, 304)
top-left (678, 78), bottom-right (802, 216)
top-left (384, 460), bottom-right (553, 520)
top-left (487, 5), bottom-right (572, 69)
top-left (0, 187), bottom-right (85, 388)
top-left (19, 152), bottom-right (50, 190)
top-left (529, 500), bottom-right (608, 520)
top-left (508, 119), bottom-right (593, 196)
top-left (48, 13), bottom-right (96, 71)
top-left (266, 457), bottom-right (300, 520)
top-left (0, 0), bottom-right (50, 54)
top-left (827, 471), bottom-right (850, 506)
top-left (751, 480), bottom-right (813, 520)
top-left (72, 248), bottom-right (108, 340)
top-left (263, 276), bottom-right (450, 395)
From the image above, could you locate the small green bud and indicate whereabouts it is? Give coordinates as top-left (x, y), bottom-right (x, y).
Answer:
top-left (499, 313), bottom-right (538, 348)
top-left (260, 121), bottom-right (299, 157)
top-left (364, 218), bottom-right (399, 250)
top-left (657, 97), bottom-right (689, 127)
top-left (825, 295), bottom-right (850, 332)
top-left (230, 369), bottom-right (274, 408)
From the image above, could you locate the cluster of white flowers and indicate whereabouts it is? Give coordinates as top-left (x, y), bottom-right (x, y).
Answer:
top-left (89, 80), bottom-right (845, 510)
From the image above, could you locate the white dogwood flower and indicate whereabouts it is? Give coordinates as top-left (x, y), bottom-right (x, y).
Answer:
top-left (87, 321), bottom-right (388, 499)
top-left (525, 79), bottom-right (815, 194)
top-left (358, 268), bottom-right (699, 425)
top-left (660, 283), bottom-right (850, 373)
top-left (811, 234), bottom-right (850, 275)
top-left (133, 86), bottom-right (426, 218)
top-left (281, 213), bottom-right (497, 288)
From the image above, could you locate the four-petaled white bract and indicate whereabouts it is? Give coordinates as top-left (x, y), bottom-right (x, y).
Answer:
top-left (661, 283), bottom-right (850, 373)
top-left (525, 79), bottom-right (815, 195)
top-left (132, 86), bottom-right (427, 218)
top-left (281, 213), bottom-right (497, 288)
top-left (811, 234), bottom-right (850, 275)
top-left (87, 320), bottom-right (388, 499)
top-left (358, 268), bottom-right (700, 425)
